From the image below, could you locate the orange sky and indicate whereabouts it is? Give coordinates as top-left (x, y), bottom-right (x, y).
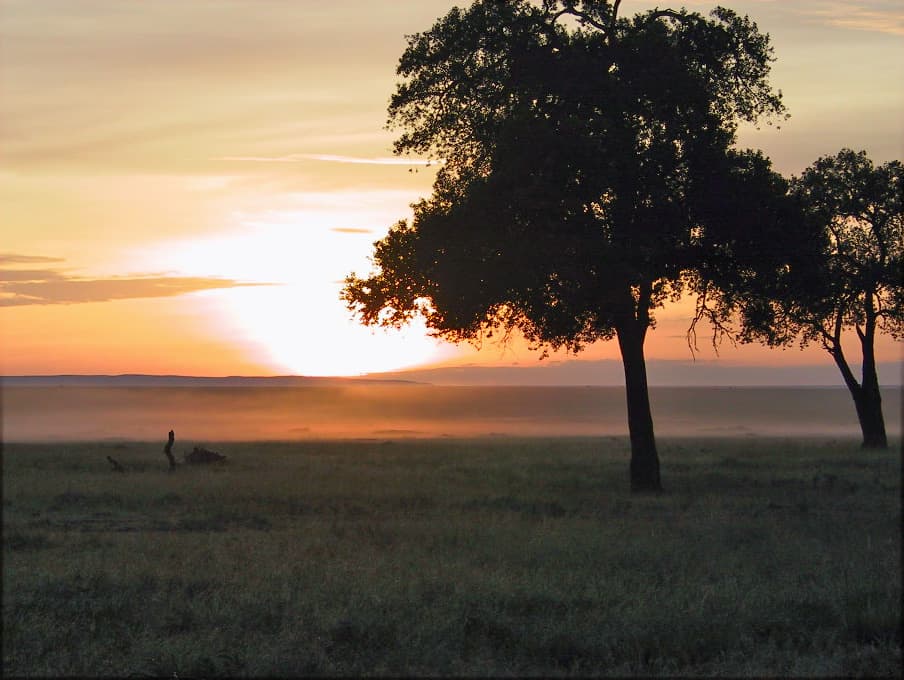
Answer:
top-left (1, 0), bottom-right (902, 381)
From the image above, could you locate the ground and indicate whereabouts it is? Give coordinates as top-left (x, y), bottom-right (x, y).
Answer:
top-left (3, 437), bottom-right (901, 677)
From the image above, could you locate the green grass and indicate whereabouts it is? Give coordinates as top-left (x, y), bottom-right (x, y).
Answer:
top-left (3, 437), bottom-right (901, 677)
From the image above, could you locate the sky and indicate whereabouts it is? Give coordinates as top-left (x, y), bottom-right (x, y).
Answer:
top-left (1, 0), bottom-right (902, 382)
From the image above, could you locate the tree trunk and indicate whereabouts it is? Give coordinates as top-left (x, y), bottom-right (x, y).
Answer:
top-left (852, 385), bottom-right (888, 449)
top-left (855, 321), bottom-right (887, 448)
top-left (829, 328), bottom-right (888, 450)
top-left (616, 321), bottom-right (662, 493)
top-left (857, 308), bottom-right (888, 449)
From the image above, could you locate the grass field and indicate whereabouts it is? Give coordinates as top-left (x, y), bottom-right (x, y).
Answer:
top-left (3, 437), bottom-right (901, 677)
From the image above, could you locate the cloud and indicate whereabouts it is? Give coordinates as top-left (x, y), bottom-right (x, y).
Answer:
top-left (0, 269), bottom-right (66, 282)
top-left (214, 153), bottom-right (440, 166)
top-left (331, 227), bottom-right (373, 234)
top-left (213, 154), bottom-right (317, 163)
top-left (0, 253), bottom-right (66, 265)
top-left (0, 257), bottom-right (271, 306)
top-left (801, 1), bottom-right (904, 35)
top-left (628, 0), bottom-right (904, 35)
top-left (302, 154), bottom-right (442, 166)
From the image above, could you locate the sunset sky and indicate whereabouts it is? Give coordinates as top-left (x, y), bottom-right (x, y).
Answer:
top-left (1, 0), bottom-right (902, 381)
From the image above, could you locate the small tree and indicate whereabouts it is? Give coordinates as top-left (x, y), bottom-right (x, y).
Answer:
top-left (733, 149), bottom-right (903, 448)
top-left (342, 0), bottom-right (788, 491)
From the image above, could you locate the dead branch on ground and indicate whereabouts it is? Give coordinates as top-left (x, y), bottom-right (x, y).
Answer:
top-left (106, 455), bottom-right (126, 472)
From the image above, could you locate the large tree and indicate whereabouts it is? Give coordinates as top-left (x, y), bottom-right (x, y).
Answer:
top-left (342, 0), bottom-right (788, 491)
top-left (730, 149), bottom-right (903, 449)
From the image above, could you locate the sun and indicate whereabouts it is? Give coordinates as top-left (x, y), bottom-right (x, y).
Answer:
top-left (138, 192), bottom-right (457, 376)
top-left (214, 283), bottom-right (452, 376)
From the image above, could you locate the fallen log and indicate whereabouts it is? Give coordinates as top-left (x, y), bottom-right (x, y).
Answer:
top-left (184, 446), bottom-right (226, 464)
top-left (106, 455), bottom-right (126, 472)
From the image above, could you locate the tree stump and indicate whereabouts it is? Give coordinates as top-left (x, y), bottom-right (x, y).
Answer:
top-left (163, 429), bottom-right (177, 470)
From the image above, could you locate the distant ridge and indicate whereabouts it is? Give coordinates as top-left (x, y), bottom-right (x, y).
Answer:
top-left (373, 359), bottom-right (904, 387)
top-left (2, 359), bottom-right (901, 387)
top-left (0, 374), bottom-right (424, 387)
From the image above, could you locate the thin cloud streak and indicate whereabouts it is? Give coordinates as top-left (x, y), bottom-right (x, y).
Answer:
top-left (0, 269), bottom-right (66, 282)
top-left (304, 154), bottom-right (442, 166)
top-left (0, 256), bottom-right (272, 307)
top-left (331, 227), bottom-right (373, 234)
top-left (214, 153), bottom-right (440, 166)
top-left (0, 253), bottom-right (65, 265)
top-left (628, 0), bottom-right (904, 35)
top-left (1, 276), bottom-right (271, 307)
top-left (805, 2), bottom-right (904, 35)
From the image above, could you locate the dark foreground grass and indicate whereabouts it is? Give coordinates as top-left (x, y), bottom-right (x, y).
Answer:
top-left (2, 437), bottom-right (901, 677)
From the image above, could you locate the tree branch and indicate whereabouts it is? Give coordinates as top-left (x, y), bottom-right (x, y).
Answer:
top-left (687, 280), bottom-right (736, 358)
top-left (559, 7), bottom-right (610, 33)
top-left (642, 8), bottom-right (693, 29)
top-left (637, 280), bottom-right (652, 327)
top-left (832, 307), bottom-right (844, 347)
top-left (826, 308), bottom-right (862, 394)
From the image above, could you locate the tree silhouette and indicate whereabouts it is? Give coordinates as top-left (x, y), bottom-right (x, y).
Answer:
top-left (342, 0), bottom-right (788, 491)
top-left (732, 150), bottom-right (903, 449)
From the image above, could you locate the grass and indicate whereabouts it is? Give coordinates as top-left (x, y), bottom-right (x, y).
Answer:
top-left (2, 437), bottom-right (901, 677)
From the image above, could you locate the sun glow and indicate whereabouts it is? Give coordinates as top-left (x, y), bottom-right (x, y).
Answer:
top-left (137, 191), bottom-right (455, 376)
top-left (214, 284), bottom-right (450, 376)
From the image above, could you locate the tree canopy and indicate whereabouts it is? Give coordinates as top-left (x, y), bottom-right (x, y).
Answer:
top-left (343, 0), bottom-right (790, 490)
top-left (728, 149), bottom-right (903, 448)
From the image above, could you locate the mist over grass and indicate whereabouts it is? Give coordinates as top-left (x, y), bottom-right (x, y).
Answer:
top-left (3, 437), bottom-right (901, 676)
top-left (3, 385), bottom-right (900, 441)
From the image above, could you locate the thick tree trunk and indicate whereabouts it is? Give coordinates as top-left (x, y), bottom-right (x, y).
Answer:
top-left (616, 321), bottom-right (662, 493)
top-left (852, 385), bottom-right (888, 449)
top-left (829, 323), bottom-right (888, 450)
top-left (857, 310), bottom-right (888, 449)
top-left (857, 311), bottom-right (888, 449)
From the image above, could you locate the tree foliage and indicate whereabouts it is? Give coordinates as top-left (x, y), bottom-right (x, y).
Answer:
top-left (728, 149), bottom-right (902, 448)
top-left (739, 149), bottom-right (903, 348)
top-left (345, 0), bottom-right (787, 345)
top-left (342, 0), bottom-right (790, 489)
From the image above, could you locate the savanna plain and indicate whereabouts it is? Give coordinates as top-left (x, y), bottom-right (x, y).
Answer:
top-left (3, 435), bottom-right (901, 677)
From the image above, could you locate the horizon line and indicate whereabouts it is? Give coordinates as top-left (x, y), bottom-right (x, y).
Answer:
top-left (2, 373), bottom-right (901, 389)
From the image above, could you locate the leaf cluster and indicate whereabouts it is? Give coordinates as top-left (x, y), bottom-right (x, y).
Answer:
top-left (729, 149), bottom-right (903, 350)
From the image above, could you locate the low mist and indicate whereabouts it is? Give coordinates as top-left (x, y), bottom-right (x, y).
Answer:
top-left (3, 385), bottom-right (900, 442)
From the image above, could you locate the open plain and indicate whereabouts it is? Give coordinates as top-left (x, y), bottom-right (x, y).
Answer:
top-left (3, 436), bottom-right (900, 676)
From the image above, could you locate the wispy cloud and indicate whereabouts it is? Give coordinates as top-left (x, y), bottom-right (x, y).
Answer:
top-left (627, 0), bottom-right (903, 35)
top-left (0, 253), bottom-right (65, 265)
top-left (330, 227), bottom-right (373, 234)
top-left (800, 1), bottom-right (904, 35)
top-left (213, 154), bottom-right (314, 163)
top-left (303, 154), bottom-right (441, 166)
top-left (0, 269), bottom-right (66, 282)
top-left (214, 153), bottom-right (440, 166)
top-left (0, 255), bottom-right (270, 307)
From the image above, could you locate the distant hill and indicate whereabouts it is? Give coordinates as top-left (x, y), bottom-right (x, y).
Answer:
top-left (2, 359), bottom-right (901, 387)
top-left (376, 359), bottom-right (904, 387)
